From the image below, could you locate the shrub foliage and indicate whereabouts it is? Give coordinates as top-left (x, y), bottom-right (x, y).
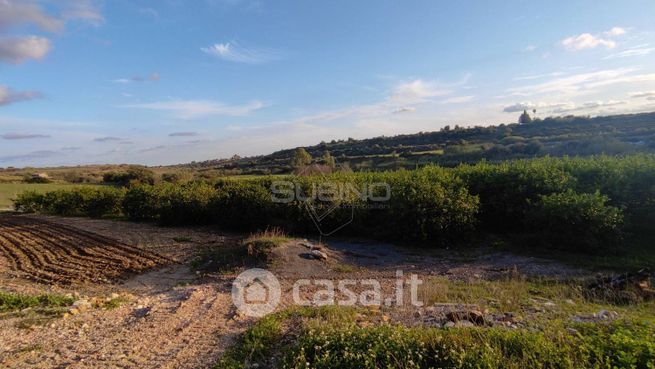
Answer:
top-left (13, 154), bottom-right (655, 251)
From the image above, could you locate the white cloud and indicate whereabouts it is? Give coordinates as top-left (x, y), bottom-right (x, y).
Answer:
top-left (604, 27), bottom-right (627, 37)
top-left (603, 45), bottom-right (654, 60)
top-left (524, 45), bottom-right (537, 52)
top-left (0, 36), bottom-right (51, 63)
top-left (562, 33), bottom-right (616, 50)
top-left (507, 67), bottom-right (655, 97)
top-left (561, 27), bottom-right (626, 51)
top-left (123, 99), bottom-right (267, 119)
top-left (1, 132), bottom-right (50, 140)
top-left (0, 1), bottom-right (63, 32)
top-left (441, 95), bottom-right (475, 104)
top-left (0, 85), bottom-right (43, 105)
top-left (60, 0), bottom-right (104, 26)
top-left (503, 101), bottom-right (574, 113)
top-left (630, 91), bottom-right (655, 98)
top-left (201, 42), bottom-right (278, 64)
top-left (392, 107), bottom-right (416, 114)
top-left (169, 131), bottom-right (199, 137)
top-left (112, 73), bottom-right (160, 84)
top-left (93, 136), bottom-right (121, 142)
top-left (503, 100), bottom-right (627, 114)
top-left (390, 80), bottom-right (453, 104)
top-left (513, 72), bottom-right (565, 81)
top-left (0, 1), bottom-right (103, 64)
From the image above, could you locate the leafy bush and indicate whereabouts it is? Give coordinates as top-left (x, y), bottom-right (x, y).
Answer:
top-left (156, 182), bottom-right (217, 225)
top-left (103, 167), bottom-right (155, 187)
top-left (13, 155), bottom-right (655, 252)
top-left (122, 185), bottom-right (159, 221)
top-left (14, 187), bottom-right (124, 217)
top-left (527, 190), bottom-right (624, 251)
top-left (210, 182), bottom-right (274, 231)
top-left (13, 190), bottom-right (45, 212)
top-left (83, 187), bottom-right (126, 218)
top-left (455, 159), bottom-right (575, 231)
top-left (350, 167), bottom-right (478, 244)
top-left (23, 174), bottom-right (51, 184)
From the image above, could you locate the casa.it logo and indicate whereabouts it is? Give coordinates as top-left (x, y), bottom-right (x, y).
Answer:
top-left (232, 268), bottom-right (281, 318)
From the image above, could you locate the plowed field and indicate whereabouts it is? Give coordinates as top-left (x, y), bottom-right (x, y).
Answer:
top-left (0, 215), bottom-right (169, 285)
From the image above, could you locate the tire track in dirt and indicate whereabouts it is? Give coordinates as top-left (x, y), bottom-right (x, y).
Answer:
top-left (5, 285), bottom-right (240, 369)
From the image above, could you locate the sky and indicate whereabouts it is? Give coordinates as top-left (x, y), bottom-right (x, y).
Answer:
top-left (1, 0), bottom-right (655, 167)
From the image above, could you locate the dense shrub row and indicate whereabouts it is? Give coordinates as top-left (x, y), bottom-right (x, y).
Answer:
top-left (13, 154), bottom-right (655, 251)
top-left (14, 187), bottom-right (125, 218)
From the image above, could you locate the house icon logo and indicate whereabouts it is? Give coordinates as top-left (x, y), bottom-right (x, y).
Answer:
top-left (232, 268), bottom-right (281, 317)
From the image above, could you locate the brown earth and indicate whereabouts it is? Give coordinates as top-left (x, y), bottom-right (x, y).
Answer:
top-left (0, 216), bottom-right (170, 286)
top-left (0, 214), bottom-right (595, 369)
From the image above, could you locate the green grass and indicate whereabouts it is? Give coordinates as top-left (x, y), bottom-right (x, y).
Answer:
top-left (214, 276), bottom-right (655, 369)
top-left (0, 291), bottom-right (74, 328)
top-left (101, 296), bottom-right (130, 310)
top-left (0, 183), bottom-right (97, 209)
top-left (216, 305), bottom-right (655, 369)
top-left (0, 291), bottom-right (74, 312)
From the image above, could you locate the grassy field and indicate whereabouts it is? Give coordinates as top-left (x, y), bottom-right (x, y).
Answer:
top-left (216, 278), bottom-right (655, 369)
top-left (0, 183), bottom-right (97, 209)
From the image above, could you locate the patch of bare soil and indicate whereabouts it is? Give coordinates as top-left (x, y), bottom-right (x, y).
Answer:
top-left (0, 283), bottom-right (246, 369)
top-left (0, 215), bottom-right (169, 285)
top-left (0, 215), bottom-right (249, 369)
top-left (324, 239), bottom-right (587, 280)
top-left (0, 215), bottom-right (596, 369)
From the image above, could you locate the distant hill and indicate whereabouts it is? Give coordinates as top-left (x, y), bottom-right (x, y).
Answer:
top-left (178, 112), bottom-right (655, 174)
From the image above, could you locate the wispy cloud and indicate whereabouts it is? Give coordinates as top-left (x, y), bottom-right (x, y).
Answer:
top-left (1, 132), bottom-right (50, 140)
top-left (561, 27), bottom-right (626, 51)
top-left (60, 0), bottom-right (104, 26)
top-left (0, 36), bottom-right (51, 63)
top-left (630, 91), bottom-right (655, 99)
top-left (503, 101), bottom-right (573, 113)
top-left (0, 150), bottom-right (59, 163)
top-left (123, 99), bottom-right (266, 119)
top-left (389, 76), bottom-right (470, 104)
top-left (0, 85), bottom-right (43, 106)
top-left (441, 95), bottom-right (475, 104)
top-left (139, 7), bottom-right (159, 18)
top-left (603, 45), bottom-right (654, 60)
top-left (93, 136), bottom-right (122, 142)
top-left (140, 145), bottom-right (168, 153)
top-left (392, 107), bottom-right (416, 114)
top-left (113, 73), bottom-right (160, 84)
top-left (507, 67), bottom-right (655, 97)
top-left (169, 131), bottom-right (199, 137)
top-left (503, 100), bottom-right (626, 114)
top-left (513, 72), bottom-right (565, 81)
top-left (201, 41), bottom-right (279, 64)
top-left (0, 0), bottom-right (103, 64)
top-left (0, 1), bottom-right (63, 32)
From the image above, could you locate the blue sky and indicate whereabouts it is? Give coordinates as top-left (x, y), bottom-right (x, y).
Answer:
top-left (1, 0), bottom-right (655, 166)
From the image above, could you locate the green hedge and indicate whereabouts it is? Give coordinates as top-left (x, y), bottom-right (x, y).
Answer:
top-left (13, 187), bottom-right (125, 218)
top-left (527, 190), bottom-right (624, 251)
top-left (13, 154), bottom-right (655, 250)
